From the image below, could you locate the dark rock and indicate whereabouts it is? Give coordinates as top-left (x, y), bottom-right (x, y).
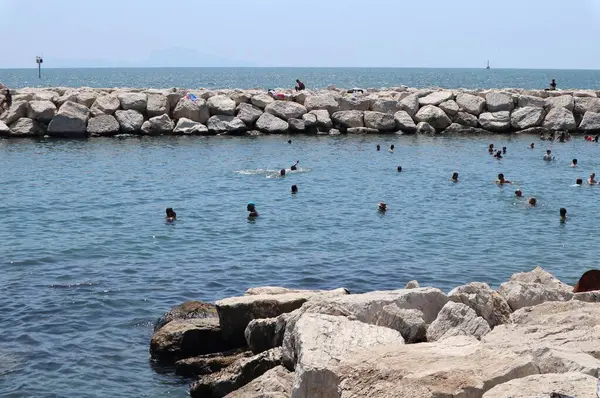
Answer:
top-left (175, 349), bottom-right (252, 377)
top-left (154, 301), bottom-right (217, 332)
top-left (189, 348), bottom-right (282, 398)
top-left (244, 318), bottom-right (281, 354)
top-left (150, 318), bottom-right (231, 362)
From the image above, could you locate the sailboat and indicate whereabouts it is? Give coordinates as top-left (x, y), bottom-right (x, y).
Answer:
top-left (486, 60), bottom-right (490, 70)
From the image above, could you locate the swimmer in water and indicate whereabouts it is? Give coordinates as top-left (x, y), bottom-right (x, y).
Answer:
top-left (280, 168), bottom-right (286, 177)
top-left (543, 150), bottom-right (553, 161)
top-left (588, 173), bottom-right (597, 185)
top-left (290, 160), bottom-right (299, 171)
top-left (488, 144), bottom-right (494, 154)
top-left (530, 143), bottom-right (535, 149)
top-left (515, 189), bottom-right (523, 197)
top-left (378, 202), bottom-right (387, 212)
top-left (451, 172), bottom-right (458, 182)
top-left (548, 132), bottom-right (555, 141)
top-left (376, 144), bottom-right (380, 151)
top-left (397, 166), bottom-right (402, 172)
top-left (247, 202), bottom-right (259, 218)
top-left (494, 150), bottom-right (503, 159)
top-left (287, 140), bottom-right (292, 144)
top-left (576, 178), bottom-right (583, 186)
top-left (529, 197), bottom-right (537, 207)
top-left (291, 184), bottom-right (298, 194)
top-left (389, 144), bottom-right (395, 153)
top-left (559, 132), bottom-right (566, 143)
top-left (571, 159), bottom-right (578, 168)
top-left (502, 146), bottom-right (507, 154)
top-left (540, 133), bottom-right (546, 141)
top-left (497, 173), bottom-right (511, 184)
top-left (560, 207), bottom-right (567, 221)
top-left (595, 135), bottom-right (599, 143)
top-left (165, 208), bottom-right (177, 222)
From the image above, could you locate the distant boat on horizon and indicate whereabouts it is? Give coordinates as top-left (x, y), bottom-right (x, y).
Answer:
top-left (486, 60), bottom-right (490, 70)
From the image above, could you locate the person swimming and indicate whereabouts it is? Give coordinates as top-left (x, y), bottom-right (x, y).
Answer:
top-left (502, 146), bottom-right (507, 154)
top-left (515, 189), bottom-right (523, 197)
top-left (247, 202), bottom-right (259, 217)
top-left (397, 166), bottom-right (402, 172)
top-left (494, 150), bottom-right (503, 159)
top-left (291, 184), bottom-right (298, 194)
top-left (540, 133), bottom-right (546, 141)
top-left (589, 173), bottom-right (597, 184)
top-left (543, 150), bottom-right (553, 161)
top-left (378, 202), bottom-right (387, 212)
top-left (548, 132), bottom-right (555, 141)
top-left (389, 144), bottom-right (395, 153)
top-left (165, 208), bottom-right (177, 222)
top-left (530, 143), bottom-right (535, 149)
top-left (287, 140), bottom-right (292, 144)
top-left (290, 160), bottom-right (299, 171)
top-left (576, 178), bottom-right (583, 186)
top-left (560, 207), bottom-right (567, 220)
top-left (451, 172), bottom-right (458, 182)
top-left (595, 135), bottom-right (599, 143)
top-left (529, 197), bottom-right (537, 207)
top-left (488, 144), bottom-right (494, 154)
top-left (496, 173), bottom-right (511, 184)
top-left (571, 159), bottom-right (578, 168)
top-left (280, 168), bottom-right (286, 177)
top-left (376, 144), bottom-right (380, 151)
top-left (559, 132), bottom-right (566, 143)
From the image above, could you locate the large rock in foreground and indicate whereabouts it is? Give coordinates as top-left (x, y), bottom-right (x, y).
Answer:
top-left (114, 109), bottom-right (144, 133)
top-left (141, 114), bottom-right (175, 135)
top-left (118, 92), bottom-right (147, 112)
top-left (255, 113), bottom-right (289, 134)
top-left (173, 97), bottom-right (210, 124)
top-left (47, 101), bottom-right (91, 138)
top-left (414, 105), bottom-right (452, 130)
top-left (9, 118), bottom-right (46, 137)
top-left (426, 301), bottom-right (491, 342)
top-left (27, 100), bottom-right (57, 123)
top-left (224, 365), bottom-right (293, 398)
top-left (456, 93), bottom-right (486, 116)
top-left (483, 372), bottom-right (598, 398)
top-left (331, 110), bottom-right (364, 128)
top-left (542, 107), bottom-right (576, 131)
top-left (265, 101), bottom-right (307, 121)
top-left (479, 111), bottom-right (511, 132)
top-left (173, 118), bottom-right (209, 135)
top-left (448, 282), bottom-right (512, 327)
top-left (304, 94), bottom-right (339, 114)
top-left (87, 114), bottom-right (120, 136)
top-left (510, 107), bottom-right (544, 130)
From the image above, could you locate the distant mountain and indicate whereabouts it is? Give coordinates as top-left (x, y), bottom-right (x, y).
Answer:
top-left (43, 47), bottom-right (253, 68)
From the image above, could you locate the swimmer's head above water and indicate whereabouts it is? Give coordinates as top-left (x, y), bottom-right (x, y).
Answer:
top-left (560, 207), bottom-right (567, 219)
top-left (376, 145), bottom-right (380, 151)
top-left (576, 178), bottom-right (583, 185)
top-left (166, 207), bottom-right (176, 221)
top-left (515, 190), bottom-right (522, 197)
top-left (451, 172), bottom-right (458, 181)
top-left (378, 202), bottom-right (387, 212)
top-left (397, 166), bottom-right (402, 172)
top-left (529, 197), bottom-right (537, 207)
top-left (280, 168), bottom-right (286, 177)
top-left (291, 184), bottom-right (298, 194)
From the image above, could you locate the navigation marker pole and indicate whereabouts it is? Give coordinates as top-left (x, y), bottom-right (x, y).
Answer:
top-left (36, 55), bottom-right (44, 79)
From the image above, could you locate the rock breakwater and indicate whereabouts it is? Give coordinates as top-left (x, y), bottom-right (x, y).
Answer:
top-left (3, 83), bottom-right (600, 138)
top-left (150, 267), bottom-right (600, 398)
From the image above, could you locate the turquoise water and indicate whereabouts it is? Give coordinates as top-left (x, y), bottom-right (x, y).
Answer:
top-left (1, 134), bottom-right (598, 397)
top-left (2, 67), bottom-right (600, 90)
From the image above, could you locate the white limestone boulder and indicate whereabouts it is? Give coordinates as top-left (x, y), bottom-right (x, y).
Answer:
top-left (419, 90), bottom-right (453, 106)
top-left (76, 91), bottom-right (98, 108)
top-left (27, 100), bottom-right (57, 123)
top-left (250, 94), bottom-right (274, 109)
top-left (414, 105), bottom-right (452, 130)
top-left (304, 94), bottom-right (339, 113)
top-left (47, 101), bottom-right (91, 138)
top-left (363, 111), bottom-right (396, 131)
top-left (141, 114), bottom-right (175, 135)
top-left (207, 95), bottom-right (237, 116)
top-left (370, 99), bottom-right (398, 114)
top-left (427, 301), bottom-right (491, 342)
top-left (456, 93), bottom-right (486, 116)
top-left (224, 365), bottom-right (293, 398)
top-left (117, 92), bottom-right (147, 112)
top-left (9, 118), bottom-right (46, 137)
top-left (479, 111), bottom-right (511, 132)
top-left (338, 96), bottom-right (370, 111)
top-left (87, 114), bottom-right (120, 136)
top-left (542, 107), bottom-right (577, 130)
top-left (91, 95), bottom-right (120, 116)
top-left (394, 110), bottom-right (417, 133)
top-left (449, 282), bottom-right (512, 328)
top-left (255, 113), bottom-right (289, 134)
top-left (114, 109), bottom-right (144, 133)
top-left (510, 106), bottom-right (545, 130)
top-left (206, 115), bottom-right (246, 135)
top-left (518, 95), bottom-right (546, 108)
top-left (301, 113), bottom-right (317, 128)
top-left (172, 97), bottom-right (210, 124)
top-left (455, 111), bottom-right (479, 127)
top-left (399, 94), bottom-right (420, 116)
top-left (236, 103), bottom-right (263, 126)
top-left (486, 92), bottom-right (514, 112)
top-left (439, 100), bottom-right (459, 117)
top-left (579, 111), bottom-right (600, 132)
top-left (574, 97), bottom-right (600, 114)
top-left (265, 101), bottom-right (307, 121)
top-left (545, 95), bottom-right (575, 111)
top-left (308, 109), bottom-right (332, 129)
top-left (375, 304), bottom-right (427, 343)
top-left (146, 94), bottom-right (170, 118)
top-left (0, 121), bottom-right (10, 136)
top-left (1, 101), bottom-right (29, 125)
top-left (483, 373), bottom-right (598, 398)
top-left (173, 118), bottom-right (208, 135)
top-left (331, 110), bottom-right (364, 128)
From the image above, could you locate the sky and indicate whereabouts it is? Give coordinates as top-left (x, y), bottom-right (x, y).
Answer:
top-left (1, 0), bottom-right (600, 69)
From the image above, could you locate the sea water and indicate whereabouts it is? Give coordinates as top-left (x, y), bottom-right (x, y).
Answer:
top-left (2, 67), bottom-right (600, 90)
top-left (1, 134), bottom-right (598, 397)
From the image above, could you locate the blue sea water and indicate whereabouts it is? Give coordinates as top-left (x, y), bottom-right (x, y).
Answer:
top-left (1, 133), bottom-right (599, 397)
top-left (1, 67), bottom-right (600, 90)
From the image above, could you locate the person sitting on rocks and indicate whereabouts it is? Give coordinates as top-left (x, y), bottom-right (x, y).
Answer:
top-left (545, 79), bottom-right (557, 91)
top-left (165, 208), bottom-right (177, 222)
top-left (247, 202), bottom-right (259, 218)
top-left (295, 79), bottom-right (305, 92)
top-left (496, 173), bottom-right (511, 184)
top-left (290, 160), bottom-right (299, 171)
top-left (1, 88), bottom-right (11, 112)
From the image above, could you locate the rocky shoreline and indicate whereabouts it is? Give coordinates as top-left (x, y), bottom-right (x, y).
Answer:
top-left (2, 83), bottom-right (600, 138)
top-left (150, 267), bottom-right (600, 398)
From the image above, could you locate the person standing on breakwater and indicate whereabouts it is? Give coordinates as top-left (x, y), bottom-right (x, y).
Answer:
top-left (290, 160), bottom-right (299, 171)
top-left (451, 172), bottom-right (459, 182)
top-left (165, 208), bottom-right (177, 222)
top-left (1, 88), bottom-right (11, 112)
top-left (295, 79), bottom-right (305, 91)
top-left (496, 173), bottom-right (511, 184)
top-left (247, 202), bottom-right (259, 218)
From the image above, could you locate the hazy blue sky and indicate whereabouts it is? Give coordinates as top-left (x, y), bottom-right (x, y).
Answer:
top-left (2, 0), bottom-right (600, 69)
